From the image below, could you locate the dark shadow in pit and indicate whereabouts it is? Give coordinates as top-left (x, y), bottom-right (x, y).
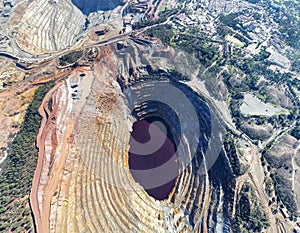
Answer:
top-left (71, 0), bottom-right (123, 16)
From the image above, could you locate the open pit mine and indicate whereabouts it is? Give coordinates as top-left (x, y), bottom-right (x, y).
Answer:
top-left (28, 42), bottom-right (230, 233)
top-left (1, 0), bottom-right (300, 232)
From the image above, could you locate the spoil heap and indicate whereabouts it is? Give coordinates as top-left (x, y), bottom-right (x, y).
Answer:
top-left (7, 0), bottom-right (85, 53)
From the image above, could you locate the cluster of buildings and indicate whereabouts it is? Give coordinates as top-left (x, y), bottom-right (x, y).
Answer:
top-left (172, 11), bottom-right (215, 34)
top-left (174, 13), bottom-right (197, 27)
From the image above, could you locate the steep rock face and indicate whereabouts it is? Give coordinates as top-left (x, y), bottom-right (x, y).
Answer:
top-left (7, 0), bottom-right (85, 53)
top-left (30, 41), bottom-right (240, 233)
top-left (71, 0), bottom-right (123, 15)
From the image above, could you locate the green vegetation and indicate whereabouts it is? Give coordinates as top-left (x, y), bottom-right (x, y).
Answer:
top-left (173, 34), bottom-right (220, 66)
top-left (263, 151), bottom-right (298, 215)
top-left (216, 25), bottom-right (234, 38)
top-left (258, 48), bottom-right (271, 60)
top-left (48, 97), bottom-right (53, 112)
top-left (233, 182), bottom-right (270, 232)
top-left (59, 50), bottom-right (83, 66)
top-left (272, 172), bottom-right (297, 214)
top-left (146, 8), bottom-right (225, 69)
top-left (225, 43), bottom-right (298, 129)
top-left (0, 81), bottom-right (55, 232)
top-left (209, 150), bottom-right (236, 216)
top-left (133, 8), bottom-right (179, 29)
top-left (291, 126), bottom-right (300, 140)
top-left (145, 24), bottom-right (175, 44)
top-left (219, 13), bottom-right (241, 30)
top-left (218, 11), bottom-right (255, 47)
top-left (228, 93), bottom-right (244, 127)
top-left (223, 135), bottom-right (245, 176)
top-left (276, 4), bottom-right (300, 48)
top-left (145, 25), bottom-right (220, 66)
top-left (245, 0), bottom-right (260, 4)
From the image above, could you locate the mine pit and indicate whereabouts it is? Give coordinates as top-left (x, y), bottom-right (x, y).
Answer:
top-left (128, 117), bottom-right (179, 200)
top-left (71, 0), bottom-right (123, 16)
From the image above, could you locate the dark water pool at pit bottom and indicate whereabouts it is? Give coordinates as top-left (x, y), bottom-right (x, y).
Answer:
top-left (128, 119), bottom-right (178, 200)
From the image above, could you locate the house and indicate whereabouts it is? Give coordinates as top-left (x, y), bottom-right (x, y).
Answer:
top-left (176, 13), bottom-right (187, 21)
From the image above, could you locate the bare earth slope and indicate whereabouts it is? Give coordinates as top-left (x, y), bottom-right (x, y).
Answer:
top-left (0, 0), bottom-right (300, 232)
top-left (7, 0), bottom-right (85, 54)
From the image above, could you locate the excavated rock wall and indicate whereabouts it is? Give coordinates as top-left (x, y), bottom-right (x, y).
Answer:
top-left (7, 0), bottom-right (85, 53)
top-left (30, 42), bottom-right (237, 233)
